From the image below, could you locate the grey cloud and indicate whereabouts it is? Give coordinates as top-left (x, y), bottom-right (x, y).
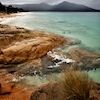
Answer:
top-left (0, 0), bottom-right (100, 9)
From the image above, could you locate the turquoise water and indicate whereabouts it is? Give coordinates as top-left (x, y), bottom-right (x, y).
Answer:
top-left (1, 12), bottom-right (100, 82)
top-left (88, 68), bottom-right (100, 83)
top-left (1, 12), bottom-right (100, 52)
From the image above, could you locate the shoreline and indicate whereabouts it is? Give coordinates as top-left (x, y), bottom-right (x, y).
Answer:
top-left (0, 24), bottom-right (99, 75)
top-left (0, 12), bottom-right (17, 24)
top-left (0, 12), bottom-right (17, 18)
top-left (0, 23), bottom-right (100, 71)
top-left (0, 22), bottom-right (100, 99)
top-left (0, 12), bottom-right (26, 23)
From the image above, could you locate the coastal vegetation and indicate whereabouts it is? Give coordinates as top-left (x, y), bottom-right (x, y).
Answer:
top-left (0, 2), bottom-right (24, 13)
top-left (62, 69), bottom-right (91, 100)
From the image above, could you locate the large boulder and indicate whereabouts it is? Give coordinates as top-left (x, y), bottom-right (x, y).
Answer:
top-left (30, 82), bottom-right (65, 100)
top-left (66, 48), bottom-right (100, 70)
top-left (0, 69), bottom-right (33, 100)
top-left (0, 24), bottom-right (67, 65)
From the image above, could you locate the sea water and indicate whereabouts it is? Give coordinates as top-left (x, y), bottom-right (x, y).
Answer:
top-left (1, 12), bottom-right (100, 83)
top-left (1, 12), bottom-right (100, 52)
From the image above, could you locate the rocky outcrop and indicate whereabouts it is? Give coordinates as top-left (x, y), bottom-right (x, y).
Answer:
top-left (0, 24), bottom-right (67, 65)
top-left (66, 48), bottom-right (100, 70)
top-left (30, 82), bottom-right (65, 100)
top-left (0, 69), bottom-right (33, 100)
top-left (0, 24), bottom-right (100, 100)
top-left (30, 82), bottom-right (100, 100)
top-left (14, 47), bottom-right (100, 76)
top-left (1, 24), bottom-right (84, 75)
top-left (0, 24), bottom-right (67, 99)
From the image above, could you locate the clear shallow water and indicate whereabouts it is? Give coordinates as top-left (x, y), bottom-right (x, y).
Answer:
top-left (23, 69), bottom-right (100, 87)
top-left (88, 68), bottom-right (100, 83)
top-left (1, 12), bottom-right (100, 52)
top-left (1, 12), bottom-right (100, 83)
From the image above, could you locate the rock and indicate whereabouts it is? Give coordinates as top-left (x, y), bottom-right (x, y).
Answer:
top-left (0, 83), bottom-right (33, 100)
top-left (0, 24), bottom-right (66, 65)
top-left (16, 47), bottom-right (100, 76)
top-left (30, 81), bottom-right (100, 100)
top-left (30, 82), bottom-right (65, 100)
top-left (66, 48), bottom-right (100, 70)
top-left (0, 24), bottom-right (100, 100)
top-left (0, 82), bottom-right (15, 95)
top-left (0, 69), bottom-right (33, 100)
top-left (36, 48), bottom-right (100, 75)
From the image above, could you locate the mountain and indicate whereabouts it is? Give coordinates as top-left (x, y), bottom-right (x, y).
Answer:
top-left (52, 1), bottom-right (97, 11)
top-left (12, 1), bottom-right (100, 12)
top-left (12, 3), bottom-right (52, 11)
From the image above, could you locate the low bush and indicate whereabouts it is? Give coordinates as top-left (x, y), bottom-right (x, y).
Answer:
top-left (62, 69), bottom-right (91, 100)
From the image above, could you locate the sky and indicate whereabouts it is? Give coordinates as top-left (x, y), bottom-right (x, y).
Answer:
top-left (0, 0), bottom-right (100, 10)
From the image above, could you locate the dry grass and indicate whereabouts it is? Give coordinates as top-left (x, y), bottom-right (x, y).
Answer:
top-left (62, 69), bottom-right (91, 100)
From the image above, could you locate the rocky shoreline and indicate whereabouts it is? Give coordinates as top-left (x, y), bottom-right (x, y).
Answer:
top-left (0, 24), bottom-right (100, 100)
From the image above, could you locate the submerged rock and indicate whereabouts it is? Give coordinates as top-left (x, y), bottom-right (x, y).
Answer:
top-left (13, 47), bottom-right (100, 76)
top-left (66, 48), bottom-right (100, 70)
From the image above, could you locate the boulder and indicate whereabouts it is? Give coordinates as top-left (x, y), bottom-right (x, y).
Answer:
top-left (0, 69), bottom-right (33, 100)
top-left (30, 82), bottom-right (65, 100)
top-left (0, 24), bottom-right (66, 65)
top-left (66, 48), bottom-right (100, 70)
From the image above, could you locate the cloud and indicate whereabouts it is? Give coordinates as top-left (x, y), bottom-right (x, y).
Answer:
top-left (0, 0), bottom-right (100, 9)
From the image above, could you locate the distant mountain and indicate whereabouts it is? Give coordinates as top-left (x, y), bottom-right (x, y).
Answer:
top-left (12, 3), bottom-right (52, 11)
top-left (52, 1), bottom-right (97, 11)
top-left (12, 1), bottom-right (100, 12)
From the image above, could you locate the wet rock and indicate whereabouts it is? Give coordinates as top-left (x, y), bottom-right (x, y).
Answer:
top-left (16, 47), bottom-right (100, 76)
top-left (38, 48), bottom-right (100, 75)
top-left (66, 48), bottom-right (100, 70)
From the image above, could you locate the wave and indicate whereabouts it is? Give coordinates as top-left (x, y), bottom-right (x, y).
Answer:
top-left (47, 51), bottom-right (75, 68)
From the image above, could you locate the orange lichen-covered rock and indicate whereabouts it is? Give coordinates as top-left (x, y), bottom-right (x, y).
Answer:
top-left (0, 70), bottom-right (33, 100)
top-left (0, 24), bottom-right (66, 65)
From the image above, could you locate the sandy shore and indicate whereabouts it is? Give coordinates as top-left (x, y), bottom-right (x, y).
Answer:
top-left (0, 12), bottom-right (17, 18)
top-left (0, 12), bottom-right (24, 24)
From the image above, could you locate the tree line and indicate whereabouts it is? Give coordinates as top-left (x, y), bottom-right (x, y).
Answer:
top-left (0, 2), bottom-right (25, 13)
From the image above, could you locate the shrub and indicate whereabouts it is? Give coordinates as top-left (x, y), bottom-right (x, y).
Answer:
top-left (62, 69), bottom-right (91, 100)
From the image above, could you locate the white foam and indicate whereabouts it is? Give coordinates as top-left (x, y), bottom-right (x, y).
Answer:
top-left (12, 77), bottom-right (19, 82)
top-left (47, 51), bottom-right (75, 68)
top-left (12, 76), bottom-right (24, 82)
top-left (0, 17), bottom-right (16, 24)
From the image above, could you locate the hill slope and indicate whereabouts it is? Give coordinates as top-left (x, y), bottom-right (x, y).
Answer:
top-left (52, 1), bottom-right (97, 11)
top-left (12, 1), bottom-right (99, 12)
